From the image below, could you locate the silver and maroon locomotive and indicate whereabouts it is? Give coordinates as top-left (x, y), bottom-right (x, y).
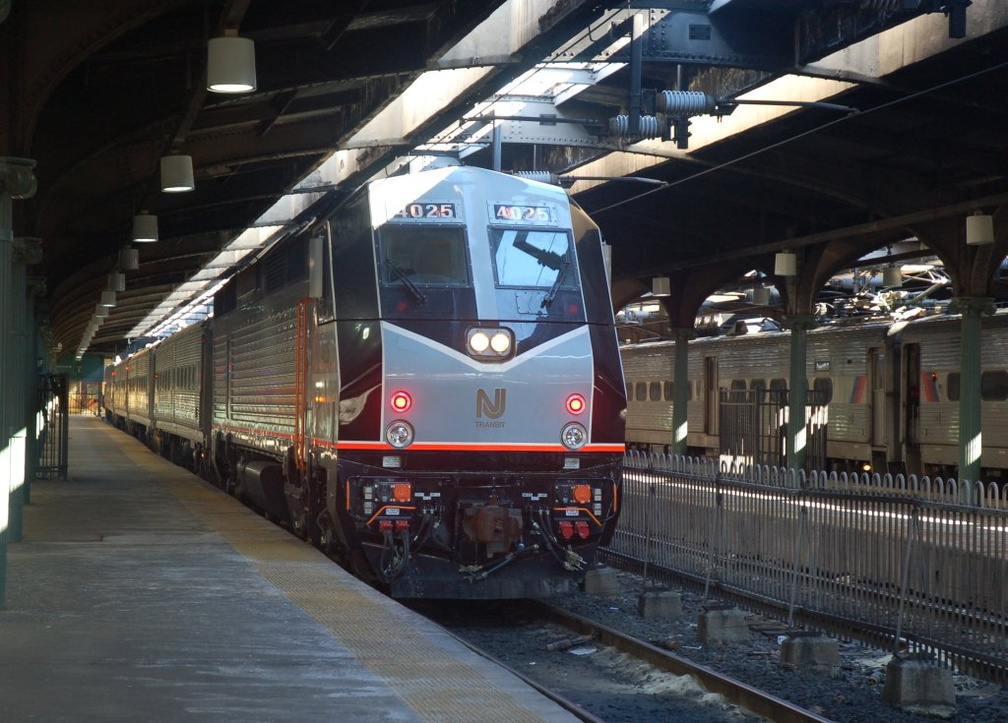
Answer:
top-left (105, 163), bottom-right (626, 598)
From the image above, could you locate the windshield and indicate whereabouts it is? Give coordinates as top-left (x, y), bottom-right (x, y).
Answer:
top-left (491, 228), bottom-right (574, 289)
top-left (377, 224), bottom-right (470, 286)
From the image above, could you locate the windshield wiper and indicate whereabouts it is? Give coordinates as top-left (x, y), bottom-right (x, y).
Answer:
top-left (541, 261), bottom-right (570, 309)
top-left (514, 235), bottom-right (564, 271)
top-left (386, 259), bottom-right (426, 304)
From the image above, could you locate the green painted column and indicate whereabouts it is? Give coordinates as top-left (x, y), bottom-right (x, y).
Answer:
top-left (0, 157), bottom-right (38, 607)
top-left (782, 315), bottom-right (815, 473)
top-left (24, 279), bottom-right (44, 507)
top-left (671, 328), bottom-right (694, 456)
top-left (6, 238), bottom-right (40, 542)
top-left (953, 296), bottom-right (994, 502)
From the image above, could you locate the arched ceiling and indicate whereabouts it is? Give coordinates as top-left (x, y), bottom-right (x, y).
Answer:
top-left (1, 0), bottom-right (1006, 360)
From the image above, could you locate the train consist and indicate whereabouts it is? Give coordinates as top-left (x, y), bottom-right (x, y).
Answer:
top-left (104, 163), bottom-right (626, 599)
top-left (622, 311), bottom-right (1008, 480)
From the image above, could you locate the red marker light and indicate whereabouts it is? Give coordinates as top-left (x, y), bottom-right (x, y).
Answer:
top-left (390, 391), bottom-right (412, 413)
top-left (566, 393), bottom-right (586, 415)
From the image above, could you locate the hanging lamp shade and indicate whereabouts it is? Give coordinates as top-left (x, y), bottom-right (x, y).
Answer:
top-left (207, 34), bottom-right (257, 93)
top-left (774, 250), bottom-right (797, 276)
top-left (161, 154), bottom-right (194, 193)
top-left (132, 211), bottom-right (159, 242)
top-left (753, 285), bottom-right (771, 305)
top-left (652, 276), bottom-right (671, 297)
top-left (966, 210), bottom-right (994, 246)
top-left (883, 264), bottom-right (902, 287)
top-left (94, 304), bottom-right (109, 319)
top-left (100, 289), bottom-right (116, 307)
top-left (108, 271), bottom-right (126, 292)
top-left (119, 246), bottom-right (140, 270)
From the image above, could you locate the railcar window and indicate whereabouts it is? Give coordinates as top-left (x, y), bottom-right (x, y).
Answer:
top-left (649, 382), bottom-right (661, 401)
top-left (378, 225), bottom-right (469, 286)
top-left (813, 377), bottom-right (833, 404)
top-left (626, 381), bottom-right (633, 401)
top-left (663, 381), bottom-right (673, 401)
top-left (730, 379), bottom-right (747, 390)
top-left (635, 382), bottom-right (647, 401)
top-left (490, 228), bottom-right (574, 289)
top-left (948, 373), bottom-right (960, 401)
top-left (769, 378), bottom-right (788, 405)
top-left (981, 370), bottom-right (1008, 401)
top-left (749, 378), bottom-right (766, 391)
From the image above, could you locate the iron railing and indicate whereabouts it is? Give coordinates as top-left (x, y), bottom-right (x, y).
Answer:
top-left (36, 373), bottom-right (69, 479)
top-left (718, 388), bottom-right (827, 471)
top-left (608, 452), bottom-right (1008, 683)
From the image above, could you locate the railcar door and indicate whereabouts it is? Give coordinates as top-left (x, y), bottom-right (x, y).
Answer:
top-left (704, 356), bottom-right (718, 436)
top-left (870, 347), bottom-right (886, 446)
top-left (903, 343), bottom-right (921, 473)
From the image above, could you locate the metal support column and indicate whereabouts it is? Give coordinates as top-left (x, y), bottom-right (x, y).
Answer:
top-left (782, 315), bottom-right (815, 473)
top-left (953, 296), bottom-right (994, 502)
top-left (7, 238), bottom-right (40, 542)
top-left (671, 328), bottom-right (693, 455)
top-left (0, 156), bottom-right (38, 607)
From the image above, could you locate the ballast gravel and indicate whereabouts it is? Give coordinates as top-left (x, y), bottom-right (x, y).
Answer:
top-left (543, 568), bottom-right (1007, 722)
top-left (420, 568), bottom-right (1007, 723)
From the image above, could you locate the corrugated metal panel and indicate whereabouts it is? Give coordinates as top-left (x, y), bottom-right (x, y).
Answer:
top-left (127, 349), bottom-right (152, 426)
top-left (154, 322), bottom-right (203, 439)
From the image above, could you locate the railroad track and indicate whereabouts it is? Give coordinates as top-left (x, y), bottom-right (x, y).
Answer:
top-left (531, 601), bottom-right (834, 723)
top-left (413, 598), bottom-right (834, 723)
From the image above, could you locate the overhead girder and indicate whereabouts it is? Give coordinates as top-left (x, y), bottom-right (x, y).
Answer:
top-left (569, 2), bottom-right (970, 72)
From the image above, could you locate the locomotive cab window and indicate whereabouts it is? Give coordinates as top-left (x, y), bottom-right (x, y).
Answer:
top-left (491, 228), bottom-right (572, 289)
top-left (378, 224), bottom-right (470, 287)
top-left (490, 227), bottom-right (584, 321)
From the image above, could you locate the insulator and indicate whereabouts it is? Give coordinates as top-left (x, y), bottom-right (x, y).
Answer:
top-left (608, 114), bottom-right (661, 139)
top-left (657, 90), bottom-right (717, 116)
top-left (511, 170), bottom-right (560, 186)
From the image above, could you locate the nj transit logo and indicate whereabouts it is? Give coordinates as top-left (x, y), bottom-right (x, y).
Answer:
top-left (476, 388), bottom-right (506, 419)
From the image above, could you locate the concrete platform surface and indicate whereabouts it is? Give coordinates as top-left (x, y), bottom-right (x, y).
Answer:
top-left (0, 416), bottom-right (578, 722)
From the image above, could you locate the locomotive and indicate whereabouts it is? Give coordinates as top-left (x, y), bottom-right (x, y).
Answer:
top-left (621, 310), bottom-right (1008, 481)
top-left (104, 163), bottom-right (626, 598)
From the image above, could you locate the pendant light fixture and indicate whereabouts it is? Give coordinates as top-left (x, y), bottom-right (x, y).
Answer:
top-left (161, 153), bottom-right (194, 193)
top-left (207, 30), bottom-right (257, 93)
top-left (132, 211), bottom-right (159, 242)
top-left (882, 245), bottom-right (901, 287)
top-left (119, 246), bottom-right (140, 270)
top-left (774, 250), bottom-right (797, 276)
top-left (966, 210), bottom-right (994, 246)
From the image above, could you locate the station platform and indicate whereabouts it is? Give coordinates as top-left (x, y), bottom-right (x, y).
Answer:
top-left (1, 415), bottom-right (578, 722)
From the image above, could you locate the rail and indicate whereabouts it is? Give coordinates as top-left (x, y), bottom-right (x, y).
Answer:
top-left (607, 452), bottom-right (1008, 684)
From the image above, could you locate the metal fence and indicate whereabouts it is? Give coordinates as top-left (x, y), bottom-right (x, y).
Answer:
top-left (36, 373), bottom-right (69, 479)
top-left (718, 388), bottom-right (827, 471)
top-left (608, 452), bottom-right (1008, 683)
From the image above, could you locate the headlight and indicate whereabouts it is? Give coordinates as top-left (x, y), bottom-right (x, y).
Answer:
top-left (490, 332), bottom-right (511, 354)
top-left (466, 327), bottom-right (514, 361)
top-left (468, 331), bottom-right (490, 353)
top-left (560, 422), bottom-right (587, 450)
top-left (386, 420), bottom-right (415, 449)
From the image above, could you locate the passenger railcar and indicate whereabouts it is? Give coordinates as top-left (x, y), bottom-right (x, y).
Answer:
top-left (622, 311), bottom-right (1008, 481)
top-left (104, 163), bottom-right (626, 599)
